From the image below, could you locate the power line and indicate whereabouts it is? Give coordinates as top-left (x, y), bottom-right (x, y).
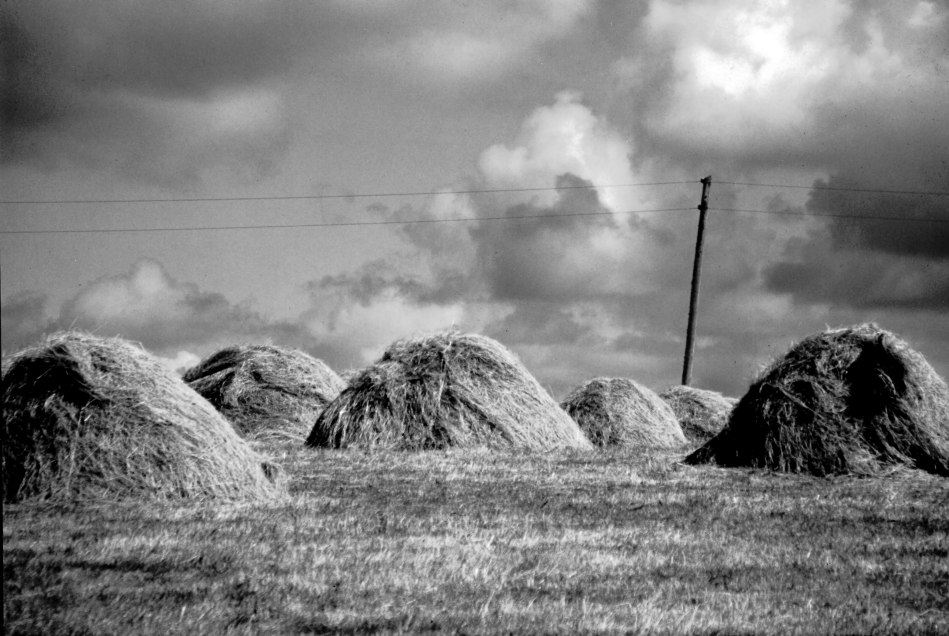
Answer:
top-left (0, 181), bottom-right (693, 206)
top-left (5, 179), bottom-right (946, 206)
top-left (717, 181), bottom-right (949, 197)
top-left (713, 208), bottom-right (949, 223)
top-left (0, 207), bottom-right (697, 235)
top-left (3, 204), bottom-right (946, 235)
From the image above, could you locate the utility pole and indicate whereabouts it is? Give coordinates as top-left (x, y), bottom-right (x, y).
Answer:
top-left (681, 176), bottom-right (712, 386)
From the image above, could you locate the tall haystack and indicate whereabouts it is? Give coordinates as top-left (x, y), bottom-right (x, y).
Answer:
top-left (686, 324), bottom-right (949, 476)
top-left (306, 331), bottom-right (592, 450)
top-left (183, 345), bottom-right (344, 440)
top-left (561, 377), bottom-right (687, 449)
top-left (2, 332), bottom-right (284, 503)
top-left (659, 385), bottom-right (737, 443)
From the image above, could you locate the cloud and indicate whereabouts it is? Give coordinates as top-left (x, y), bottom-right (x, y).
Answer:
top-left (155, 350), bottom-right (203, 376)
top-left (764, 226), bottom-right (949, 310)
top-left (1, 259), bottom-right (324, 364)
top-left (0, 0), bottom-right (312, 185)
top-left (1, 291), bottom-right (54, 353)
top-left (619, 0), bottom-right (949, 173)
top-left (479, 91), bottom-right (640, 211)
top-left (303, 265), bottom-right (466, 367)
top-left (367, 1), bottom-right (593, 83)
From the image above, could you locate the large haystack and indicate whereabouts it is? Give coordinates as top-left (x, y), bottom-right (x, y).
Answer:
top-left (2, 332), bottom-right (284, 503)
top-left (659, 385), bottom-right (737, 443)
top-left (686, 324), bottom-right (949, 476)
top-left (306, 331), bottom-right (592, 450)
top-left (184, 345), bottom-right (344, 440)
top-left (560, 377), bottom-right (687, 448)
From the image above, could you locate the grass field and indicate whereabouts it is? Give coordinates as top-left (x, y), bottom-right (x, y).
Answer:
top-left (4, 441), bottom-right (948, 635)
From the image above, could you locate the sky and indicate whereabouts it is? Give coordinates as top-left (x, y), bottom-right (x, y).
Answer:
top-left (2, 0), bottom-right (948, 399)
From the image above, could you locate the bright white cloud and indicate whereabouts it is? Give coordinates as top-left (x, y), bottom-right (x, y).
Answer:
top-left (630, 0), bottom-right (946, 157)
top-left (57, 259), bottom-right (320, 358)
top-left (478, 91), bottom-right (640, 211)
top-left (306, 289), bottom-right (466, 365)
top-left (156, 350), bottom-right (201, 375)
top-left (70, 259), bottom-right (183, 327)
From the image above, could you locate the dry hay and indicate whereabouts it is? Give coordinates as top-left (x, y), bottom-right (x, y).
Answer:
top-left (686, 324), bottom-right (949, 476)
top-left (659, 385), bottom-right (737, 443)
top-left (560, 377), bottom-right (687, 449)
top-left (2, 332), bottom-right (284, 503)
top-left (306, 331), bottom-right (592, 450)
top-left (183, 344), bottom-right (344, 441)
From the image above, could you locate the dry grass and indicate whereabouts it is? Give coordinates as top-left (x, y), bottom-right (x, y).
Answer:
top-left (307, 330), bottom-right (591, 450)
top-left (687, 324), bottom-right (949, 476)
top-left (659, 385), bottom-right (737, 443)
top-left (561, 377), bottom-right (687, 449)
top-left (4, 444), bottom-right (948, 635)
top-left (183, 344), bottom-right (344, 441)
top-left (1, 332), bottom-right (284, 503)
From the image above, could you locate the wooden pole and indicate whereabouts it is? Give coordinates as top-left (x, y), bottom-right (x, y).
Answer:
top-left (682, 176), bottom-right (712, 386)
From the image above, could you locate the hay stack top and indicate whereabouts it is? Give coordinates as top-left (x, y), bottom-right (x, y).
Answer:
top-left (306, 331), bottom-right (591, 450)
top-left (561, 377), bottom-right (687, 448)
top-left (686, 324), bottom-right (949, 476)
top-left (184, 344), bottom-right (344, 440)
top-left (2, 332), bottom-right (283, 502)
top-left (659, 385), bottom-right (736, 443)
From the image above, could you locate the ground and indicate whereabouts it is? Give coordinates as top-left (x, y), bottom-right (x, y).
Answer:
top-left (4, 442), bottom-right (948, 634)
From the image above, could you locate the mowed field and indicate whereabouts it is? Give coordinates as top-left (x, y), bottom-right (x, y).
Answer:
top-left (4, 441), bottom-right (949, 635)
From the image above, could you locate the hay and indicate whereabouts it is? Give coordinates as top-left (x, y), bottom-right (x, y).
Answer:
top-left (183, 344), bottom-right (344, 441)
top-left (560, 377), bottom-right (687, 448)
top-left (2, 332), bottom-right (284, 503)
top-left (686, 324), bottom-right (949, 476)
top-left (306, 331), bottom-right (592, 450)
top-left (659, 385), bottom-right (737, 443)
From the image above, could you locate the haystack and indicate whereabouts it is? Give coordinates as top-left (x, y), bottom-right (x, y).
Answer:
top-left (306, 331), bottom-right (591, 450)
top-left (184, 345), bottom-right (344, 440)
top-left (2, 332), bottom-right (283, 503)
top-left (560, 377), bottom-right (687, 448)
top-left (686, 324), bottom-right (949, 476)
top-left (659, 385), bottom-right (737, 443)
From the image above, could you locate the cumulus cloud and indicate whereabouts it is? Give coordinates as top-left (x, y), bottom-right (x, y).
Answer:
top-left (1, 259), bottom-right (324, 365)
top-left (479, 91), bottom-right (643, 211)
top-left (303, 265), bottom-right (466, 367)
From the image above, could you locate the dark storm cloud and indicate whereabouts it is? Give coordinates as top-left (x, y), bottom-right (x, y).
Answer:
top-left (0, 0), bottom-right (347, 184)
top-left (809, 180), bottom-right (949, 258)
top-left (1, 1), bottom-right (303, 106)
top-left (472, 174), bottom-right (622, 302)
top-left (764, 234), bottom-right (949, 310)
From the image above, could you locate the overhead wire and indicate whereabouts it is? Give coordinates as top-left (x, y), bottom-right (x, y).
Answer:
top-left (3, 178), bottom-right (947, 206)
top-left (0, 207), bottom-right (698, 235)
top-left (1, 178), bottom-right (946, 234)
top-left (716, 181), bottom-right (949, 197)
top-left (0, 181), bottom-right (693, 206)
top-left (711, 208), bottom-right (949, 223)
